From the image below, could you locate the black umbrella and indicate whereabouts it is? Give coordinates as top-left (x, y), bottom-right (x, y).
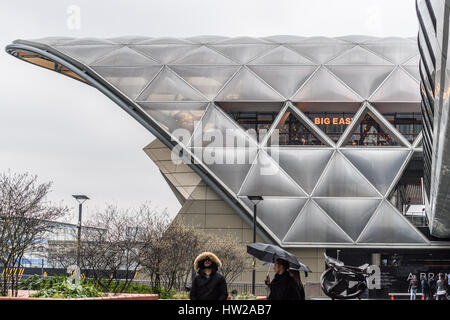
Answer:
top-left (247, 242), bottom-right (303, 270)
top-left (262, 262), bottom-right (312, 273)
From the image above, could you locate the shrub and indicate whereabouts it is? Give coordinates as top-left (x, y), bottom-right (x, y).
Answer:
top-left (21, 275), bottom-right (176, 299)
top-left (29, 276), bottom-right (101, 299)
top-left (151, 286), bottom-right (175, 299)
top-left (19, 275), bottom-right (42, 290)
top-left (230, 292), bottom-right (257, 300)
top-left (172, 291), bottom-right (190, 300)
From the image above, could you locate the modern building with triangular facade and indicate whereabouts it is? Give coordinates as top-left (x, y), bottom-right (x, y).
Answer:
top-left (6, 34), bottom-right (450, 297)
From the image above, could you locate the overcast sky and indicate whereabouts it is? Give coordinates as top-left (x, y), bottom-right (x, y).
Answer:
top-left (0, 0), bottom-right (419, 223)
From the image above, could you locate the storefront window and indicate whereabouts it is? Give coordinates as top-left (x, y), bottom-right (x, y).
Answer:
top-left (304, 112), bottom-right (355, 142)
top-left (276, 112), bottom-right (324, 145)
top-left (227, 109), bottom-right (422, 145)
top-left (227, 111), bottom-right (277, 141)
top-left (384, 112), bottom-right (422, 143)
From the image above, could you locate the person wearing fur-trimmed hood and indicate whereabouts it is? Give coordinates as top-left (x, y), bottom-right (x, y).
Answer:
top-left (190, 251), bottom-right (228, 300)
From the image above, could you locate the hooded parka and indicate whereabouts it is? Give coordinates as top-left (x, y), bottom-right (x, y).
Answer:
top-left (190, 252), bottom-right (228, 300)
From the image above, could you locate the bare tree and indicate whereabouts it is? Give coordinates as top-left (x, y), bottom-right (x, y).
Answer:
top-left (0, 172), bottom-right (67, 296)
top-left (138, 208), bottom-right (172, 289)
top-left (139, 218), bottom-right (248, 291)
top-left (71, 201), bottom-right (248, 294)
top-left (47, 241), bottom-right (77, 270)
top-left (80, 203), bottom-right (169, 293)
top-left (201, 233), bottom-right (248, 283)
top-left (159, 220), bottom-right (202, 290)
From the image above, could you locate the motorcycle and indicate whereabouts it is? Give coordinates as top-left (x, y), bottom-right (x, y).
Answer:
top-left (320, 253), bottom-right (370, 300)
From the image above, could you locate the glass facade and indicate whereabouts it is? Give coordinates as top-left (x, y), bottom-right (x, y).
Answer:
top-left (416, 0), bottom-right (450, 238)
top-left (227, 110), bottom-right (422, 145)
top-left (7, 34), bottom-right (445, 247)
top-left (304, 112), bottom-right (354, 142)
top-left (227, 111), bottom-right (277, 142)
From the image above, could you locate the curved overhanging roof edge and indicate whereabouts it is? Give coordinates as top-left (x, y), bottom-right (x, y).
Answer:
top-left (5, 39), bottom-right (276, 245)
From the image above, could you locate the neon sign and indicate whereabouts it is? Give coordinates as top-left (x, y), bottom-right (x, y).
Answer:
top-left (314, 117), bottom-right (353, 125)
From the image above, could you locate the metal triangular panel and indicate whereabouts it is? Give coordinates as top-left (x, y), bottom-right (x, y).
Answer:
top-left (340, 149), bottom-right (410, 196)
top-left (362, 41), bottom-right (419, 64)
top-left (267, 148), bottom-right (333, 195)
top-left (136, 67), bottom-right (207, 102)
top-left (369, 67), bottom-right (420, 102)
top-left (314, 198), bottom-right (381, 241)
top-left (186, 35), bottom-right (229, 44)
top-left (209, 44), bottom-right (276, 64)
top-left (195, 147), bottom-right (258, 194)
top-left (90, 46), bottom-right (159, 66)
top-left (413, 132), bottom-right (423, 148)
top-left (262, 35), bottom-right (306, 44)
top-left (138, 102), bottom-right (208, 136)
top-left (292, 67), bottom-right (362, 102)
top-left (30, 37), bottom-right (77, 46)
top-left (92, 66), bottom-right (162, 100)
top-left (326, 65), bottom-right (394, 99)
top-left (283, 200), bottom-right (353, 243)
top-left (327, 46), bottom-right (393, 65)
top-left (337, 35), bottom-right (380, 44)
top-left (59, 38), bottom-right (116, 45)
top-left (287, 43), bottom-right (354, 64)
top-left (339, 104), bottom-right (409, 147)
top-left (249, 45), bottom-right (315, 64)
top-left (64, 37), bottom-right (115, 46)
top-left (313, 152), bottom-right (380, 197)
top-left (106, 36), bottom-right (151, 45)
top-left (53, 44), bottom-right (121, 65)
top-left (170, 65), bottom-right (239, 100)
top-left (239, 151), bottom-right (307, 197)
top-left (215, 37), bottom-right (272, 44)
top-left (171, 46), bottom-right (237, 65)
top-left (248, 65), bottom-right (318, 99)
top-left (300, 37), bottom-right (346, 44)
top-left (215, 67), bottom-right (284, 101)
top-left (402, 65), bottom-right (420, 82)
top-left (129, 44), bottom-right (199, 64)
top-left (190, 104), bottom-right (256, 148)
top-left (136, 37), bottom-right (195, 45)
top-left (268, 106), bottom-right (332, 146)
top-left (241, 197), bottom-right (308, 241)
top-left (402, 55), bottom-right (420, 65)
top-left (357, 201), bottom-right (427, 244)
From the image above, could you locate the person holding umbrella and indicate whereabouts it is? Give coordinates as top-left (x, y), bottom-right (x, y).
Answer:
top-left (288, 269), bottom-right (306, 300)
top-left (247, 242), bottom-right (310, 300)
top-left (263, 262), bottom-right (307, 300)
top-left (264, 258), bottom-right (302, 300)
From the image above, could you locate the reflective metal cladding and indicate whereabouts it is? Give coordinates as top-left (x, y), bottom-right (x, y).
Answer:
top-left (6, 35), bottom-right (445, 247)
top-left (416, 0), bottom-right (450, 238)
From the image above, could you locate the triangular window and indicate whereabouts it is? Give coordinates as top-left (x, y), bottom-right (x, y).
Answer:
top-left (269, 108), bottom-right (329, 146)
top-left (344, 112), bottom-right (404, 146)
top-left (217, 102), bottom-right (284, 143)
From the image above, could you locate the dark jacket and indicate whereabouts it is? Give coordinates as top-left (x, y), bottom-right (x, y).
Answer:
top-left (408, 279), bottom-right (419, 291)
top-left (421, 278), bottom-right (430, 293)
top-left (268, 271), bottom-right (302, 300)
top-left (429, 278), bottom-right (437, 293)
top-left (298, 285), bottom-right (306, 300)
top-left (190, 268), bottom-right (228, 300)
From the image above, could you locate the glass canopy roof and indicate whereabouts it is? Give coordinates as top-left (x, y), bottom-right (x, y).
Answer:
top-left (5, 35), bottom-right (434, 247)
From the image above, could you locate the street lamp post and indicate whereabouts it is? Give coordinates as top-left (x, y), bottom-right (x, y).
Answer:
top-left (72, 195), bottom-right (89, 267)
top-left (247, 195), bottom-right (263, 296)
